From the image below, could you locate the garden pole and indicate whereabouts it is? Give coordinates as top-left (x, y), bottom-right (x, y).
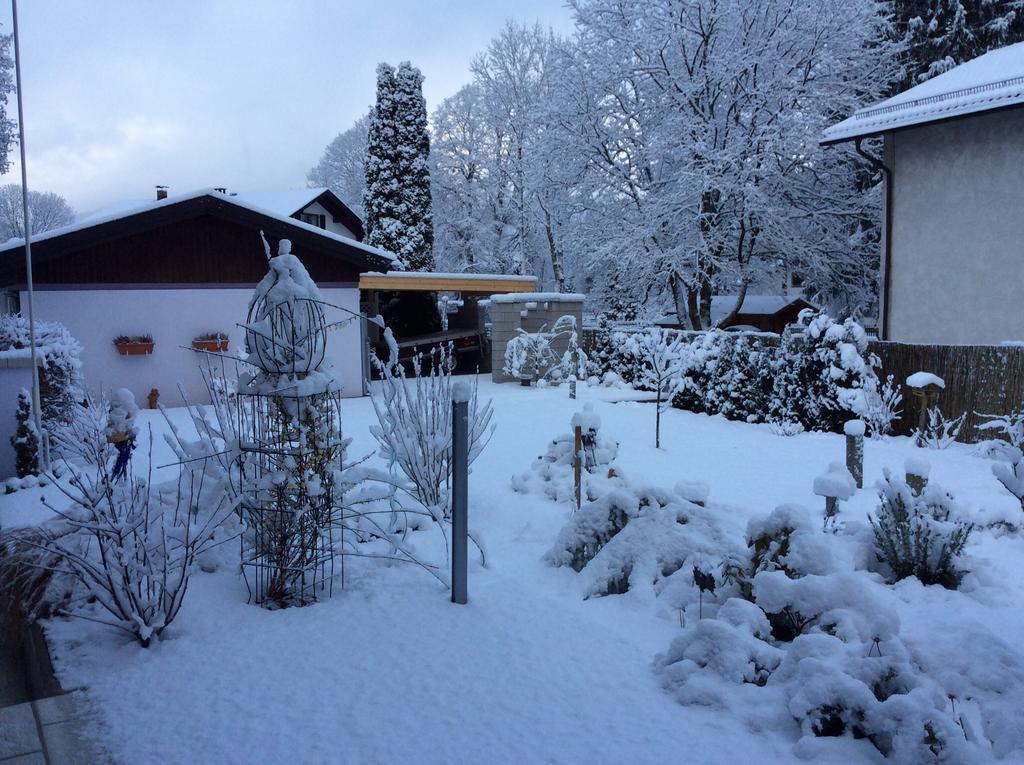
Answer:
top-left (11, 0), bottom-right (48, 471)
top-left (451, 396), bottom-right (469, 604)
top-left (573, 424), bottom-right (582, 511)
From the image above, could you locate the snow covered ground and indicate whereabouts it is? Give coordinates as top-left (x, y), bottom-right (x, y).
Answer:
top-left (3, 377), bottom-right (1023, 764)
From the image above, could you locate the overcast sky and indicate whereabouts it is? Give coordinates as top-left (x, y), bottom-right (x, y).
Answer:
top-left (0, 1), bottom-right (575, 217)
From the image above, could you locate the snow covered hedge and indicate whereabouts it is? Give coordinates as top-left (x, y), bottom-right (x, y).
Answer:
top-left (596, 312), bottom-right (892, 435)
top-left (0, 314), bottom-right (83, 429)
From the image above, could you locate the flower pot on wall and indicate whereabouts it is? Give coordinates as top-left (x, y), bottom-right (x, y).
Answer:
top-left (192, 339), bottom-right (229, 352)
top-left (115, 341), bottom-right (154, 356)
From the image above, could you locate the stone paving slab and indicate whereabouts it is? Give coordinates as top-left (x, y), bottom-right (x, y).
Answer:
top-left (0, 693), bottom-right (108, 765)
top-left (0, 702), bottom-right (41, 760)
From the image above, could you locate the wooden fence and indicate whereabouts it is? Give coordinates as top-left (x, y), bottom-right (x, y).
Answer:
top-left (581, 328), bottom-right (1024, 442)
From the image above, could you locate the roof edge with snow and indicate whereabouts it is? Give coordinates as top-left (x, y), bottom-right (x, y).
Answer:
top-left (822, 43), bottom-right (1024, 144)
top-left (0, 188), bottom-right (395, 265)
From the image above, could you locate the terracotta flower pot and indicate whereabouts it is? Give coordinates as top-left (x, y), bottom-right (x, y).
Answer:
top-left (115, 342), bottom-right (154, 356)
top-left (192, 339), bottom-right (229, 352)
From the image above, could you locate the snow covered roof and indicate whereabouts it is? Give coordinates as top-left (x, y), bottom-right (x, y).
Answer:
top-left (231, 188), bottom-right (332, 217)
top-left (489, 292), bottom-right (586, 304)
top-left (822, 42), bottom-right (1024, 144)
top-left (710, 295), bottom-right (811, 324)
top-left (0, 188), bottom-right (395, 263)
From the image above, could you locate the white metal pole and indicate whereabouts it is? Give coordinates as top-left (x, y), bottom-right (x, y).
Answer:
top-left (11, 0), bottom-right (48, 470)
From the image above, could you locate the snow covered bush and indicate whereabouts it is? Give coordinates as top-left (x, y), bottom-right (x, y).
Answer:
top-left (11, 388), bottom-right (39, 477)
top-left (769, 312), bottom-right (880, 434)
top-left (674, 331), bottom-right (773, 423)
top-left (915, 406), bottom-right (965, 449)
top-left (861, 373), bottom-right (903, 438)
top-left (976, 408), bottom-right (1024, 450)
top-left (0, 314), bottom-right (83, 430)
top-left (590, 312), bottom-right (641, 385)
top-left (372, 333), bottom-right (495, 512)
top-left (512, 403), bottom-right (618, 504)
top-left (621, 327), bottom-right (686, 447)
top-left (657, 567), bottom-right (985, 762)
top-left (869, 469), bottom-right (972, 588)
top-left (725, 504), bottom-right (837, 640)
top-left (5, 420), bottom-right (237, 647)
top-left (547, 482), bottom-right (736, 601)
top-left (992, 448), bottom-right (1024, 513)
top-left (50, 393), bottom-right (113, 469)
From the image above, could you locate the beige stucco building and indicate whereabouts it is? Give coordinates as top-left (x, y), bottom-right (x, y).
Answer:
top-left (823, 43), bottom-right (1024, 345)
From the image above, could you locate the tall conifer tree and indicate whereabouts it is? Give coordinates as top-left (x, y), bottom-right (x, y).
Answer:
top-left (363, 61), bottom-right (434, 271)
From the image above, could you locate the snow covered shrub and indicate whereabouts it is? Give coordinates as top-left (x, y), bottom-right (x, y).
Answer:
top-left (11, 388), bottom-right (39, 477)
top-left (657, 568), bottom-right (983, 762)
top-left (769, 312), bottom-right (880, 433)
top-left (861, 373), bottom-right (902, 438)
top-left (976, 408), bottom-right (1024, 450)
top-left (590, 313), bottom-right (641, 385)
top-left (7, 423), bottom-right (237, 647)
top-left (504, 328), bottom-right (557, 382)
top-left (655, 598), bottom-right (783, 704)
top-left (512, 403), bottom-right (618, 504)
top-left (915, 406), bottom-right (965, 449)
top-left (621, 327), bottom-right (686, 447)
top-left (676, 331), bottom-right (773, 423)
top-left (372, 333), bottom-right (495, 512)
top-left (869, 469), bottom-right (972, 588)
top-left (0, 314), bottom-right (83, 430)
top-left (545, 487), bottom-right (637, 571)
top-left (547, 482), bottom-right (737, 600)
top-left (992, 448), bottom-right (1024, 513)
top-left (50, 393), bottom-right (112, 469)
top-left (725, 505), bottom-right (837, 641)
top-left (503, 315), bottom-right (581, 383)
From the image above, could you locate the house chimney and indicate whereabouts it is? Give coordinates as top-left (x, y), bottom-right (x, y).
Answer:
top-left (156, 185), bottom-right (168, 201)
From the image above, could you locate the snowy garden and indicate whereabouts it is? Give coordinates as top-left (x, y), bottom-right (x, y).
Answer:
top-left (0, 243), bottom-right (1022, 764)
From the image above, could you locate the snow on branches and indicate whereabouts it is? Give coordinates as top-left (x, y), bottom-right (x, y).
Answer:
top-left (371, 333), bottom-right (495, 513)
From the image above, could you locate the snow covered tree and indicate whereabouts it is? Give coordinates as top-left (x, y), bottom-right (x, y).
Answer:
top-left (562, 0), bottom-right (900, 324)
top-left (11, 388), bottom-right (38, 477)
top-left (623, 328), bottom-right (686, 448)
top-left (0, 185), bottom-right (75, 240)
top-left (892, 0), bottom-right (1024, 91)
top-left (0, 31), bottom-right (14, 175)
top-left (308, 112), bottom-right (370, 218)
top-left (364, 62), bottom-right (434, 270)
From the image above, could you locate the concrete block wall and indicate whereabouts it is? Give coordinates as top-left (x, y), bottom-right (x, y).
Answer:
top-left (490, 295), bottom-right (584, 383)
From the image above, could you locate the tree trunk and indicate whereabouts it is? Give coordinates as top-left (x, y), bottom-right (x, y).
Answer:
top-left (655, 383), bottom-right (661, 448)
top-left (542, 207), bottom-right (566, 293)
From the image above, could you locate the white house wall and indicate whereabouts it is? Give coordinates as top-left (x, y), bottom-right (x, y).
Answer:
top-left (23, 286), bottom-right (365, 407)
top-left (299, 201), bottom-right (358, 239)
top-left (888, 108), bottom-right (1024, 345)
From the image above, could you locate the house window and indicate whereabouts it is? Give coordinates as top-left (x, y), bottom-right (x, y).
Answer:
top-left (300, 212), bottom-right (326, 229)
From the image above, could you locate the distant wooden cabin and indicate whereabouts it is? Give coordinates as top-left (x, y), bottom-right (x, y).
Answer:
top-left (657, 295), bottom-right (817, 334)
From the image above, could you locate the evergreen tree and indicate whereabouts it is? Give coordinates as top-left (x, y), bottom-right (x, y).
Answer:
top-left (892, 1), bottom-right (1024, 91)
top-left (11, 388), bottom-right (38, 477)
top-left (363, 61), bottom-right (434, 271)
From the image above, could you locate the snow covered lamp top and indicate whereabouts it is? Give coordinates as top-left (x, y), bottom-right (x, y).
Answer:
top-left (813, 461), bottom-right (856, 500)
top-left (245, 238), bottom-right (330, 380)
top-left (906, 371), bottom-right (945, 391)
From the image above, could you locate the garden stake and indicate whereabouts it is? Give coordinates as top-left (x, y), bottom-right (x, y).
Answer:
top-left (573, 424), bottom-right (582, 511)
